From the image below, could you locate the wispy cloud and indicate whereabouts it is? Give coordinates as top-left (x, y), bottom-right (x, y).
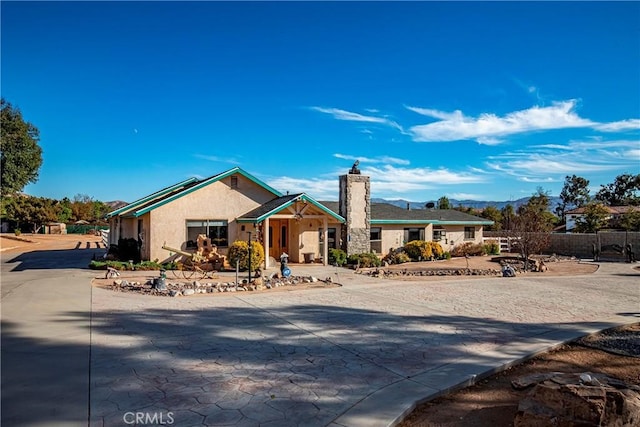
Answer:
top-left (267, 176), bottom-right (338, 200)
top-left (448, 193), bottom-right (489, 201)
top-left (194, 154), bottom-right (240, 164)
top-left (408, 100), bottom-right (594, 144)
top-left (333, 153), bottom-right (410, 166)
top-left (594, 119), bottom-right (640, 132)
top-left (485, 139), bottom-right (639, 181)
top-left (310, 106), bottom-right (403, 132)
top-left (362, 165), bottom-right (486, 185)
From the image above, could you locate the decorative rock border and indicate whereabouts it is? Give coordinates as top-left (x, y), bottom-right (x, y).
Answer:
top-left (357, 267), bottom-right (503, 278)
top-left (106, 275), bottom-right (339, 297)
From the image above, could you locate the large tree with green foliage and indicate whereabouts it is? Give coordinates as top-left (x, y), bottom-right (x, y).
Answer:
top-left (574, 202), bottom-right (610, 233)
top-left (556, 175), bottom-right (591, 222)
top-left (595, 173), bottom-right (640, 206)
top-left (3, 195), bottom-right (60, 233)
top-left (437, 196), bottom-right (451, 209)
top-left (480, 205), bottom-right (503, 231)
top-left (1, 99), bottom-right (43, 195)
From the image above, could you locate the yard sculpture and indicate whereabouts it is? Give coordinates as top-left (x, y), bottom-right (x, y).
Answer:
top-left (162, 234), bottom-right (225, 279)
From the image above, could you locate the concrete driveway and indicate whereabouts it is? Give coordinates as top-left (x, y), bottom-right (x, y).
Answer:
top-left (2, 237), bottom-right (639, 427)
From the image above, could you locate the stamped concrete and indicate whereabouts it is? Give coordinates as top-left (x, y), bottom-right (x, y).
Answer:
top-left (88, 262), bottom-right (639, 427)
top-left (2, 244), bottom-right (639, 427)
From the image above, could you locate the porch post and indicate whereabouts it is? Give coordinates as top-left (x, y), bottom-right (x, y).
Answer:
top-left (323, 217), bottom-right (328, 266)
top-left (264, 217), bottom-right (270, 269)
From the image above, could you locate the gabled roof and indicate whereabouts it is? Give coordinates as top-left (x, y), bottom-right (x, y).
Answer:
top-left (106, 177), bottom-right (198, 218)
top-left (108, 167), bottom-right (282, 218)
top-left (319, 201), bottom-right (493, 225)
top-left (238, 194), bottom-right (344, 223)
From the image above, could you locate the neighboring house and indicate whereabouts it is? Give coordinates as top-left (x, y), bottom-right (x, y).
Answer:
top-left (565, 205), bottom-right (638, 232)
top-left (107, 166), bottom-right (492, 268)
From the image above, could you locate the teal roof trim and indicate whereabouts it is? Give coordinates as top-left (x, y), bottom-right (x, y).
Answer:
top-left (106, 177), bottom-right (198, 218)
top-left (131, 167), bottom-right (282, 217)
top-left (238, 194), bottom-right (344, 223)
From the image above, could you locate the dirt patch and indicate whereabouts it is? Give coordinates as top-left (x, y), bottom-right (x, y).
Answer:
top-left (398, 323), bottom-right (640, 427)
top-left (1, 233), bottom-right (104, 253)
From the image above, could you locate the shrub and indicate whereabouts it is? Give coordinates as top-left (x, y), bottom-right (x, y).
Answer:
top-left (89, 259), bottom-right (172, 271)
top-left (14, 228), bottom-right (21, 236)
top-left (328, 248), bottom-right (347, 266)
top-left (483, 240), bottom-right (500, 255)
top-left (347, 252), bottom-right (382, 268)
top-left (442, 251), bottom-right (452, 260)
top-left (390, 251), bottom-right (411, 264)
top-left (451, 242), bottom-right (486, 257)
top-left (117, 237), bottom-right (140, 263)
top-left (227, 240), bottom-right (264, 271)
top-left (403, 240), bottom-right (445, 261)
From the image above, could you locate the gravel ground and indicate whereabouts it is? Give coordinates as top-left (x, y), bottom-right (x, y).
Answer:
top-left (577, 322), bottom-right (640, 358)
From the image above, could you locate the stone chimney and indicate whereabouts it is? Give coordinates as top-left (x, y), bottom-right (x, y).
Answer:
top-left (339, 168), bottom-right (370, 255)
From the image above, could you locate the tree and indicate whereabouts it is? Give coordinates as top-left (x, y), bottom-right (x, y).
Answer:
top-left (437, 196), bottom-right (451, 210)
top-left (574, 202), bottom-right (610, 233)
top-left (595, 173), bottom-right (640, 206)
top-left (510, 188), bottom-right (555, 270)
top-left (501, 204), bottom-right (515, 231)
top-left (619, 208), bottom-right (640, 231)
top-left (1, 99), bottom-right (43, 195)
top-left (3, 195), bottom-right (60, 233)
top-left (480, 205), bottom-right (503, 231)
top-left (556, 175), bottom-right (590, 222)
top-left (57, 197), bottom-right (73, 223)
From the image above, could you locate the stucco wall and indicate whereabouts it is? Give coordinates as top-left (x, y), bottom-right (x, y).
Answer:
top-left (148, 174), bottom-right (276, 262)
top-left (375, 224), bottom-right (483, 255)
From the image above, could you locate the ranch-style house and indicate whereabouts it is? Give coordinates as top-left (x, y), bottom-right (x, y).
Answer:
top-left (106, 166), bottom-right (493, 268)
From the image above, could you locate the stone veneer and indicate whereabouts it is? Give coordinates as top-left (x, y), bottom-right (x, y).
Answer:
top-left (339, 173), bottom-right (371, 255)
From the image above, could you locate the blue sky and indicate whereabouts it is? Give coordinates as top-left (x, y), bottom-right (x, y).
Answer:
top-left (3, 1), bottom-right (639, 204)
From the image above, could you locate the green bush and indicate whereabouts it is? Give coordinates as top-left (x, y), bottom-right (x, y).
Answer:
top-left (328, 248), bottom-right (347, 266)
top-left (403, 240), bottom-right (445, 261)
top-left (89, 260), bottom-right (166, 270)
top-left (442, 251), bottom-right (452, 260)
top-left (227, 240), bottom-right (264, 271)
top-left (390, 251), bottom-right (411, 264)
top-left (451, 242), bottom-right (486, 257)
top-left (14, 228), bottom-right (21, 236)
top-left (347, 252), bottom-right (382, 268)
top-left (483, 240), bottom-right (500, 255)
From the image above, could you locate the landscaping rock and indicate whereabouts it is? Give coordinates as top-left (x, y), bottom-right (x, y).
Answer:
top-left (513, 372), bottom-right (640, 427)
top-left (182, 289), bottom-right (195, 296)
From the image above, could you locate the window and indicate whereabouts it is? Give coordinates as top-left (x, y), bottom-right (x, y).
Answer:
top-left (433, 227), bottom-right (446, 242)
top-left (319, 228), bottom-right (337, 254)
top-left (404, 228), bottom-right (424, 243)
top-left (370, 227), bottom-right (381, 241)
top-left (464, 226), bottom-right (475, 240)
top-left (187, 220), bottom-right (229, 247)
top-left (230, 175), bottom-right (238, 189)
top-left (370, 227), bottom-right (382, 253)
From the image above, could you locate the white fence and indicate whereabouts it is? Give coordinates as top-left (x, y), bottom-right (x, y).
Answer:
top-left (483, 236), bottom-right (520, 253)
top-left (100, 229), bottom-right (110, 248)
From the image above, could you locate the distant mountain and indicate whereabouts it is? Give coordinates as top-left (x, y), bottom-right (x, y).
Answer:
top-left (372, 196), bottom-right (562, 212)
top-left (105, 200), bottom-right (128, 211)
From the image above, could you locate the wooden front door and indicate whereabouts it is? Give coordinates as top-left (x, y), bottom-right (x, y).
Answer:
top-left (269, 220), bottom-right (288, 260)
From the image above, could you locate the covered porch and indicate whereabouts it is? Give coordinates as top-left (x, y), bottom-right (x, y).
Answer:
top-left (237, 194), bottom-right (344, 268)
